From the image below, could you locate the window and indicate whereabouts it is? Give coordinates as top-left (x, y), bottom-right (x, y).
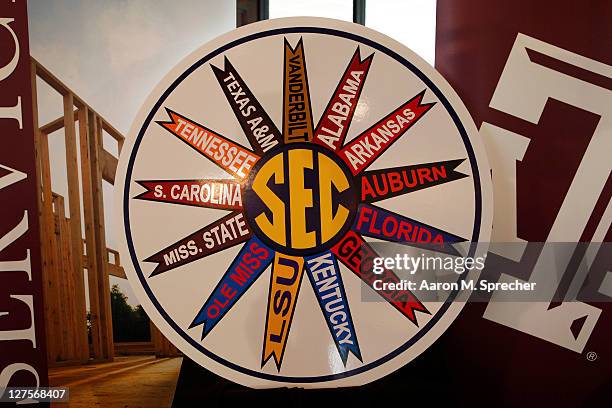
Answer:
top-left (366, 0), bottom-right (437, 65)
top-left (269, 0), bottom-right (353, 22)
top-left (248, 0), bottom-right (437, 65)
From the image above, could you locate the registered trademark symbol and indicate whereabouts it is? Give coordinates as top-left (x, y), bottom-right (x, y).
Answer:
top-left (586, 351), bottom-right (597, 361)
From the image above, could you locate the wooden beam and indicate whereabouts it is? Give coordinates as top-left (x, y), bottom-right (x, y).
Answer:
top-left (114, 342), bottom-right (155, 356)
top-left (81, 111), bottom-right (103, 360)
top-left (31, 66), bottom-right (71, 362)
top-left (107, 248), bottom-right (120, 265)
top-left (63, 93), bottom-right (86, 363)
top-left (52, 194), bottom-right (70, 361)
top-left (32, 61), bottom-right (59, 365)
top-left (107, 264), bottom-right (126, 279)
top-left (30, 61), bottom-right (43, 215)
top-left (40, 109), bottom-right (78, 135)
top-left (76, 108), bottom-right (92, 361)
top-left (151, 324), bottom-right (163, 357)
top-left (150, 323), bottom-right (180, 357)
top-left (32, 58), bottom-right (85, 108)
top-left (31, 58), bottom-right (122, 131)
top-left (101, 119), bottom-right (124, 145)
top-left (38, 131), bottom-right (62, 364)
top-left (106, 248), bottom-right (125, 278)
top-left (91, 114), bottom-right (115, 361)
top-left (63, 93), bottom-right (86, 316)
top-left (101, 150), bottom-right (117, 184)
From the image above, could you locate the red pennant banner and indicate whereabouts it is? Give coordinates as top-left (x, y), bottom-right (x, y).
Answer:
top-left (360, 159), bottom-right (467, 203)
top-left (144, 211), bottom-right (252, 276)
top-left (339, 91), bottom-right (435, 175)
top-left (331, 230), bottom-right (429, 325)
top-left (157, 109), bottom-right (259, 179)
top-left (314, 47), bottom-right (373, 151)
top-left (135, 179), bottom-right (243, 210)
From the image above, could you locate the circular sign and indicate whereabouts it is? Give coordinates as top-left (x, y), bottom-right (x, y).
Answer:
top-left (115, 17), bottom-right (492, 388)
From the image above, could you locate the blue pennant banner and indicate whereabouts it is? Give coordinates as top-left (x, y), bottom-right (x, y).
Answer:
top-left (305, 251), bottom-right (362, 365)
top-left (354, 204), bottom-right (465, 256)
top-left (190, 236), bottom-right (274, 338)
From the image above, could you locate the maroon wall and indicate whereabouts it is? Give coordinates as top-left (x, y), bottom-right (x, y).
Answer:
top-left (435, 0), bottom-right (611, 405)
top-left (0, 0), bottom-right (48, 399)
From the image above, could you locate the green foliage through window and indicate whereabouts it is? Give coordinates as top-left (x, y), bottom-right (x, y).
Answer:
top-left (110, 284), bottom-right (151, 342)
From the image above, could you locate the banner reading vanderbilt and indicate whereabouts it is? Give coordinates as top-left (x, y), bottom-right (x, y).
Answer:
top-left (115, 18), bottom-right (492, 388)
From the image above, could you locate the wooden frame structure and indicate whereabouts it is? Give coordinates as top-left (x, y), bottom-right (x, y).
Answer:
top-left (30, 58), bottom-right (178, 366)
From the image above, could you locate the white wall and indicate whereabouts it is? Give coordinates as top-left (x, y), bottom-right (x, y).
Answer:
top-left (28, 0), bottom-right (236, 306)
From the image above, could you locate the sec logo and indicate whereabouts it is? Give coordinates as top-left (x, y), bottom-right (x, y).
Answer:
top-left (244, 143), bottom-right (357, 254)
top-left (115, 17), bottom-right (492, 387)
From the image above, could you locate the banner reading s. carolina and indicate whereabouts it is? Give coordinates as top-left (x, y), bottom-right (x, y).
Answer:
top-left (0, 0), bottom-right (49, 400)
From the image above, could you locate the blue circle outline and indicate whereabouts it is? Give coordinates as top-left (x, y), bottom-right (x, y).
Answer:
top-left (123, 26), bottom-right (483, 383)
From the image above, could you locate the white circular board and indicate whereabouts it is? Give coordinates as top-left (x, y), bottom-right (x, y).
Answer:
top-left (115, 17), bottom-right (492, 388)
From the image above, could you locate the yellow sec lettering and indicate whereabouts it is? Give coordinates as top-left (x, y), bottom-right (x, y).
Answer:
top-left (288, 149), bottom-right (315, 248)
top-left (252, 154), bottom-right (286, 245)
top-left (318, 152), bottom-right (350, 243)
